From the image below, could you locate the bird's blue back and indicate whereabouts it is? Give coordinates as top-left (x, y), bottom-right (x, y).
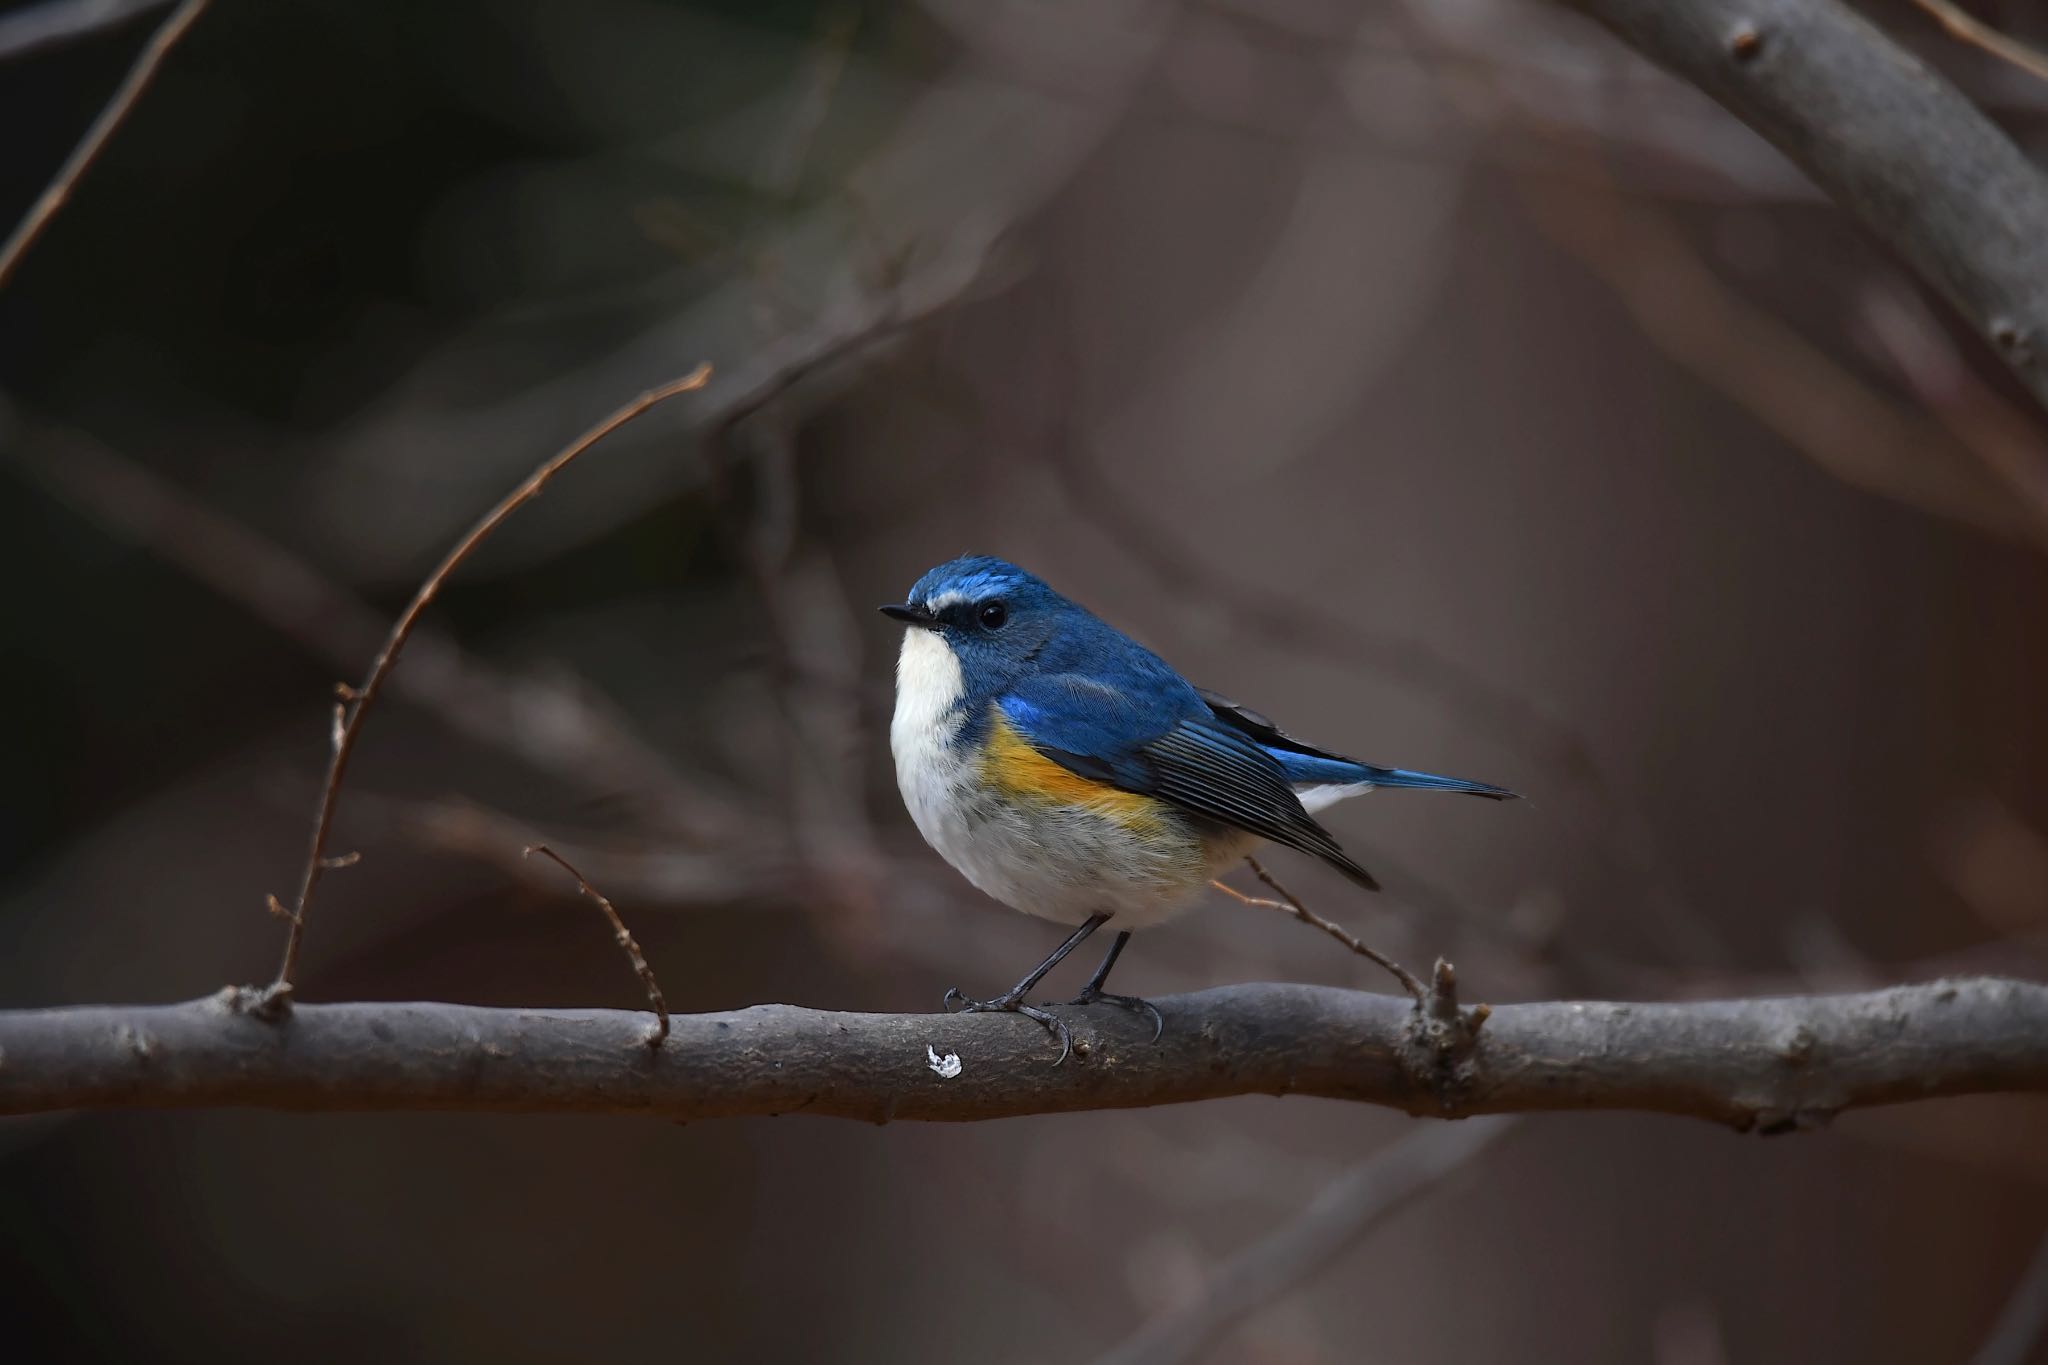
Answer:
top-left (904, 554), bottom-right (1511, 796)
top-left (906, 556), bottom-right (1206, 753)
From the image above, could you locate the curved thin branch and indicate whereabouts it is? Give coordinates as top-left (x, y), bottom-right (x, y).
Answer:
top-left (1552, 0), bottom-right (2048, 411)
top-left (267, 364), bottom-right (712, 999)
top-left (0, 978), bottom-right (2041, 1129)
top-left (0, 0), bottom-right (208, 289)
top-left (522, 844), bottom-right (669, 1046)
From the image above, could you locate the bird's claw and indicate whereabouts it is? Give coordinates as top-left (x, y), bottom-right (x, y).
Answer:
top-left (1064, 988), bottom-right (1165, 1043)
top-left (939, 988), bottom-right (1076, 1064)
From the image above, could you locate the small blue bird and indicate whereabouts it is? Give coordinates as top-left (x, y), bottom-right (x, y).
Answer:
top-left (882, 555), bottom-right (1514, 1059)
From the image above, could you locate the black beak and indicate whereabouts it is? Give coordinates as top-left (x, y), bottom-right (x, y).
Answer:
top-left (879, 602), bottom-right (937, 627)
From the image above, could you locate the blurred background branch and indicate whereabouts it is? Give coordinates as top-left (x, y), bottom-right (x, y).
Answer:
top-left (1551, 0), bottom-right (2048, 408)
top-left (0, 0), bottom-right (174, 63)
top-left (1908, 0), bottom-right (2048, 85)
top-left (1093, 1117), bottom-right (1523, 1365)
top-left (1972, 1227), bottom-right (2048, 1365)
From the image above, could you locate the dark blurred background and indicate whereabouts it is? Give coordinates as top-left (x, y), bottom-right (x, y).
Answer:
top-left (3, 0), bottom-right (2047, 1360)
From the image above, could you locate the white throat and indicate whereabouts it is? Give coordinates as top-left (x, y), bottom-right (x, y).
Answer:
top-left (890, 628), bottom-right (966, 758)
top-left (890, 627), bottom-right (973, 866)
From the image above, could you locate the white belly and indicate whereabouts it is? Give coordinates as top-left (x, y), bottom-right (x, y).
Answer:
top-left (889, 631), bottom-right (1240, 929)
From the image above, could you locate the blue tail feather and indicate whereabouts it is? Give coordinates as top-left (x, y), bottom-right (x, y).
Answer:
top-left (1269, 749), bottom-right (1518, 800)
top-left (1360, 765), bottom-right (1518, 799)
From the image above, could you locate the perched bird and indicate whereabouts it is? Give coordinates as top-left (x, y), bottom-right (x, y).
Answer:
top-left (883, 555), bottom-right (1514, 1058)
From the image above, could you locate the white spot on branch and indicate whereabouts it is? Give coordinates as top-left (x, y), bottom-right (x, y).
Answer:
top-left (926, 1045), bottom-right (962, 1079)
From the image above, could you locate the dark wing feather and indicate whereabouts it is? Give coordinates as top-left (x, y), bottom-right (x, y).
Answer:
top-left (1001, 674), bottom-right (1380, 890)
top-left (1196, 687), bottom-right (1360, 764)
top-left (1139, 721), bottom-right (1379, 890)
top-left (1037, 712), bottom-right (1379, 892)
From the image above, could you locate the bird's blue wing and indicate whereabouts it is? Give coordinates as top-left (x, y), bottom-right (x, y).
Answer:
top-left (998, 670), bottom-right (1381, 891)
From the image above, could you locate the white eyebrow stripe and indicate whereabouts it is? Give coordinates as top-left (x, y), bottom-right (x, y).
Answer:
top-left (924, 590), bottom-right (969, 611)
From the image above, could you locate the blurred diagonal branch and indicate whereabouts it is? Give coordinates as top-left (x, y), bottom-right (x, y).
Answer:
top-left (0, 0), bottom-right (173, 60)
top-left (1047, 439), bottom-right (1598, 779)
top-left (1094, 1118), bottom-right (1523, 1365)
top-left (1046, 433), bottom-right (1732, 969)
top-left (1976, 1231), bottom-right (2048, 1365)
top-left (316, 0), bottom-right (1177, 575)
top-left (1974, 1228), bottom-right (2048, 1365)
top-left (0, 977), bottom-right (2042, 1127)
top-left (1549, 0), bottom-right (2048, 412)
top-left (1519, 171), bottom-right (2048, 547)
top-left (0, 419), bottom-right (748, 837)
top-left (1415, 4), bottom-right (2048, 547)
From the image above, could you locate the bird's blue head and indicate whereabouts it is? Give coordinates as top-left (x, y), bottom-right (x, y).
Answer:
top-left (880, 555), bottom-right (1074, 696)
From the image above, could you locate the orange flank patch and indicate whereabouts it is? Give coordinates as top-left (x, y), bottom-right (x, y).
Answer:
top-left (981, 709), bottom-right (1169, 834)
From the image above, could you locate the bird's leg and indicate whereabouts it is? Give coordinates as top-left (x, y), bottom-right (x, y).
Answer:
top-left (1059, 930), bottom-right (1164, 1042)
top-left (944, 913), bottom-right (1110, 1063)
top-left (946, 913), bottom-right (1109, 1011)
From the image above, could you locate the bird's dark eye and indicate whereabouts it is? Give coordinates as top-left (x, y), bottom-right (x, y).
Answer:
top-left (978, 600), bottom-right (1009, 630)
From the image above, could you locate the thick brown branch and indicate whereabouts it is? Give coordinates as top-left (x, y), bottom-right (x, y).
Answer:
top-left (1552, 0), bottom-right (2048, 411)
top-left (0, 978), bottom-right (2041, 1129)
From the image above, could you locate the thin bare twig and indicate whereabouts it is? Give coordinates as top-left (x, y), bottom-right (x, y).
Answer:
top-left (266, 363), bottom-right (714, 1002)
top-left (1214, 857), bottom-right (1426, 1002)
top-left (523, 844), bottom-right (669, 1046)
top-left (0, 0), bottom-right (208, 290)
top-left (1909, 0), bottom-right (2048, 86)
top-left (1092, 1118), bottom-right (1523, 1365)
